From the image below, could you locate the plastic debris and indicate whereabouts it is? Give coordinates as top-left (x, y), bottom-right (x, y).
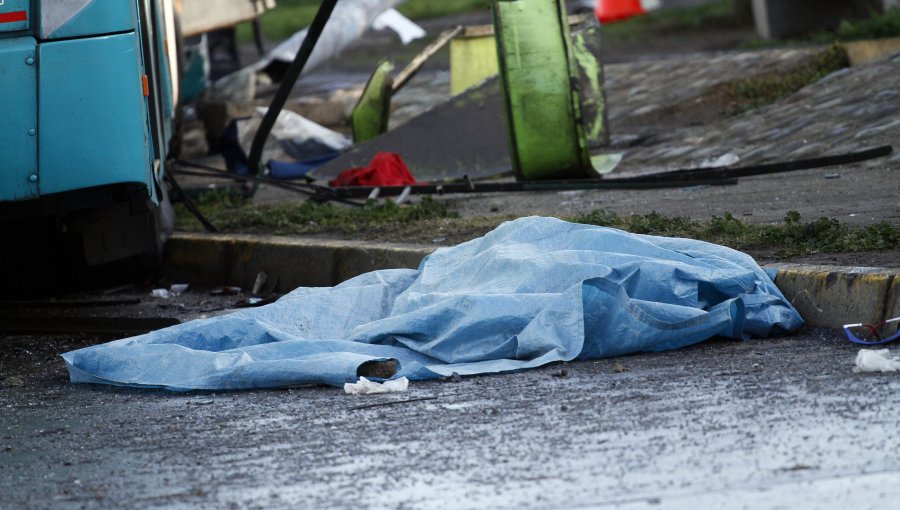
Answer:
top-left (223, 107), bottom-right (352, 176)
top-left (210, 287), bottom-right (242, 296)
top-left (372, 9), bottom-right (426, 44)
top-left (344, 377), bottom-right (410, 395)
top-left (211, 0), bottom-right (408, 99)
top-left (697, 153), bottom-right (740, 168)
top-left (855, 349), bottom-right (900, 373)
top-left (331, 152), bottom-right (417, 187)
top-left (151, 284), bottom-right (189, 299)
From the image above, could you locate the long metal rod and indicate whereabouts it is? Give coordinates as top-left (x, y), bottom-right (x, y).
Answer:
top-left (324, 145), bottom-right (894, 198)
top-left (176, 145), bottom-right (892, 202)
top-left (173, 161), bottom-right (366, 207)
top-left (624, 145), bottom-right (894, 183)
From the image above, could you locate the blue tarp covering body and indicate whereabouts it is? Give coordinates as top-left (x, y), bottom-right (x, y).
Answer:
top-left (62, 217), bottom-right (803, 391)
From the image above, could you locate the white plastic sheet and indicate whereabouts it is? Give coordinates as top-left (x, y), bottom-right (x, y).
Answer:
top-left (236, 107), bottom-right (351, 164)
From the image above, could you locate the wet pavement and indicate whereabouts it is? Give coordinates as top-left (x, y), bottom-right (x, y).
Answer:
top-left (4, 12), bottom-right (900, 509)
top-left (1, 289), bottom-right (899, 508)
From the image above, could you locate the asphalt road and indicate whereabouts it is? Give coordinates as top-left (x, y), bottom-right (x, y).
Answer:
top-left (1, 290), bottom-right (898, 509)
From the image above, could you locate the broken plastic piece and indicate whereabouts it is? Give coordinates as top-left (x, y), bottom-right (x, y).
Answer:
top-left (855, 349), bottom-right (900, 373)
top-left (344, 377), bottom-right (410, 395)
top-left (152, 284), bottom-right (189, 299)
top-left (225, 108), bottom-right (351, 176)
top-left (351, 60), bottom-right (395, 143)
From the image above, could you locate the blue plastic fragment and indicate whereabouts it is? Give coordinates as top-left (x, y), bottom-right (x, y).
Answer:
top-left (62, 217), bottom-right (804, 391)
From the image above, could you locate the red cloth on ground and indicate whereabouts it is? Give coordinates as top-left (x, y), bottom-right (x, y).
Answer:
top-left (330, 152), bottom-right (417, 187)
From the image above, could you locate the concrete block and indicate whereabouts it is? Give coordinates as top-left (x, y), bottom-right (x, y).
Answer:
top-left (769, 264), bottom-right (900, 328)
top-left (842, 36), bottom-right (900, 66)
top-left (163, 233), bottom-right (434, 292)
top-left (165, 234), bottom-right (898, 331)
top-left (885, 276), bottom-right (900, 334)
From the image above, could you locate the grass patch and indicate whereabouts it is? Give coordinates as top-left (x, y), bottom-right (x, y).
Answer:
top-left (716, 44), bottom-right (849, 114)
top-left (176, 191), bottom-right (458, 236)
top-left (569, 209), bottom-right (899, 257)
top-left (177, 191), bottom-right (898, 258)
top-left (832, 7), bottom-right (900, 41)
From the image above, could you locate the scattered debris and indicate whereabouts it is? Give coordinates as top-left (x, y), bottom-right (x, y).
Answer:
top-left (344, 376), bottom-right (410, 395)
top-left (210, 287), bottom-right (242, 296)
top-left (697, 153), bottom-right (740, 168)
top-left (226, 107), bottom-right (352, 177)
top-left (261, 2), bottom-right (421, 76)
top-left (854, 349), bottom-right (900, 373)
top-left (152, 284), bottom-right (190, 299)
top-left (552, 368), bottom-right (569, 378)
top-left (251, 272), bottom-right (269, 296)
top-left (371, 8), bottom-right (426, 45)
top-left (331, 152), bottom-right (417, 187)
top-left (235, 296), bottom-right (279, 308)
top-left (211, 0), bottom-right (414, 99)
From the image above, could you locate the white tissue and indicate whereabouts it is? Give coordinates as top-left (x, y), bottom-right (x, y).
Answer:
top-left (344, 377), bottom-right (409, 395)
top-left (855, 349), bottom-right (900, 373)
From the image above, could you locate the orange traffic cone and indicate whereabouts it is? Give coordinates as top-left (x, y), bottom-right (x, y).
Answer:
top-left (595, 0), bottom-right (646, 23)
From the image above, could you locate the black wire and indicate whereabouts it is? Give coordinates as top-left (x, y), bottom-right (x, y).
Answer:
top-left (247, 0), bottom-right (340, 181)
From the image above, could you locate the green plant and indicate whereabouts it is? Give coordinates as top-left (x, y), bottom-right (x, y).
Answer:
top-left (718, 44), bottom-right (849, 114)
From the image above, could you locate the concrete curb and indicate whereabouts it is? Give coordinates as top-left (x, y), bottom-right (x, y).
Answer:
top-left (164, 233), bottom-right (899, 329)
top-left (767, 264), bottom-right (899, 329)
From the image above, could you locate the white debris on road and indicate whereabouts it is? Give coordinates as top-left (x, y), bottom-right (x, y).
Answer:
top-left (855, 349), bottom-right (900, 373)
top-left (152, 284), bottom-right (189, 299)
top-left (344, 377), bottom-right (409, 395)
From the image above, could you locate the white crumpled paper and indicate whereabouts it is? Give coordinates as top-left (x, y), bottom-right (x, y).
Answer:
top-left (855, 349), bottom-right (900, 373)
top-left (152, 284), bottom-right (189, 299)
top-left (344, 377), bottom-right (409, 395)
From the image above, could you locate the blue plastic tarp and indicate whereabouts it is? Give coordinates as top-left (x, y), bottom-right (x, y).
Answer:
top-left (62, 217), bottom-right (803, 391)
